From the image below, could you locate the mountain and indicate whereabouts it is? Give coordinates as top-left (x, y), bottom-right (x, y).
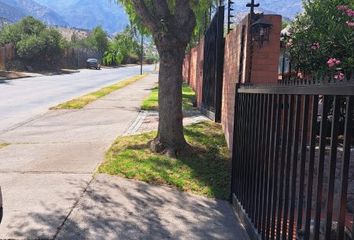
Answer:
top-left (0, 0), bottom-right (301, 34)
top-left (35, 0), bottom-right (129, 34)
top-left (0, 1), bottom-right (26, 23)
top-left (0, 0), bottom-right (68, 26)
top-left (0, 17), bottom-right (13, 29)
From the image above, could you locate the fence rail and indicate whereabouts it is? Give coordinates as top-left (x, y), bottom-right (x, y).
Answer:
top-left (231, 81), bottom-right (354, 240)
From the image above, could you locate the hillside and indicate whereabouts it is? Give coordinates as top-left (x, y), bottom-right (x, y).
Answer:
top-left (35, 0), bottom-right (129, 34)
top-left (0, 0), bottom-right (68, 26)
top-left (0, 1), bottom-right (26, 23)
top-left (0, 0), bottom-right (302, 34)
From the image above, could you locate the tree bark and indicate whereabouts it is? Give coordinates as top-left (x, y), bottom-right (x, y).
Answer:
top-left (129, 0), bottom-right (196, 155)
top-left (151, 45), bottom-right (188, 155)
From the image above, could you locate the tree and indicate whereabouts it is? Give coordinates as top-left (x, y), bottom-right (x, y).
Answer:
top-left (118, 0), bottom-right (214, 156)
top-left (288, 0), bottom-right (354, 79)
top-left (0, 16), bottom-right (65, 65)
top-left (103, 25), bottom-right (140, 65)
top-left (85, 26), bottom-right (109, 56)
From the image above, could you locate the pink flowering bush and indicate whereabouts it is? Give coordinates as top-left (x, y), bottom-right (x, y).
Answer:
top-left (288, 0), bottom-right (354, 80)
top-left (327, 58), bottom-right (341, 68)
top-left (337, 4), bottom-right (354, 27)
top-left (311, 42), bottom-right (320, 50)
top-left (347, 21), bottom-right (354, 27)
top-left (334, 72), bottom-right (345, 81)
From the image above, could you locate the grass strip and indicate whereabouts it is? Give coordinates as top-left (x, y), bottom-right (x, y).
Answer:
top-left (51, 73), bottom-right (149, 109)
top-left (0, 143), bottom-right (9, 149)
top-left (99, 121), bottom-right (231, 199)
top-left (141, 83), bottom-right (196, 111)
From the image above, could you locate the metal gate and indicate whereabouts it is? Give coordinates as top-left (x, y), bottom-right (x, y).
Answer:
top-left (201, 6), bottom-right (225, 122)
top-left (231, 79), bottom-right (354, 239)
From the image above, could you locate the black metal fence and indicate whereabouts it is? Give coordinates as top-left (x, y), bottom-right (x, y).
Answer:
top-left (201, 6), bottom-right (224, 122)
top-left (231, 81), bottom-right (354, 239)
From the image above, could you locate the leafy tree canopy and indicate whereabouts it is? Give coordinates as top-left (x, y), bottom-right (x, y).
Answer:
top-left (117, 0), bottom-right (218, 44)
top-left (103, 25), bottom-right (140, 65)
top-left (85, 26), bottom-right (109, 55)
top-left (0, 16), bottom-right (65, 64)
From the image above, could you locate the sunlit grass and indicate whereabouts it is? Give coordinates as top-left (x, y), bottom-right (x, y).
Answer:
top-left (0, 143), bottom-right (9, 149)
top-left (141, 83), bottom-right (196, 111)
top-left (99, 121), bottom-right (231, 199)
top-left (51, 74), bottom-right (149, 109)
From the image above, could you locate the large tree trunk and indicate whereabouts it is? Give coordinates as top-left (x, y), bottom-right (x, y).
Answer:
top-left (128, 0), bottom-right (197, 156)
top-left (151, 46), bottom-right (188, 155)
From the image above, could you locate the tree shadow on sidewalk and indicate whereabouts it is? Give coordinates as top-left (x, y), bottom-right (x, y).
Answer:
top-left (6, 175), bottom-right (247, 240)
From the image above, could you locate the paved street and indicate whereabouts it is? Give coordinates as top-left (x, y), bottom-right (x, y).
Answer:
top-left (0, 65), bottom-right (154, 133)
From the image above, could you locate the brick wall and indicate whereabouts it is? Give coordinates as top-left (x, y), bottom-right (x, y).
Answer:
top-left (221, 15), bottom-right (281, 148)
top-left (183, 14), bottom-right (281, 149)
top-left (183, 38), bottom-right (204, 107)
top-left (250, 15), bottom-right (282, 84)
top-left (221, 24), bottom-right (244, 148)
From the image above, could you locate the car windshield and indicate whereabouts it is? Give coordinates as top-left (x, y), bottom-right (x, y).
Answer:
top-left (87, 59), bottom-right (97, 63)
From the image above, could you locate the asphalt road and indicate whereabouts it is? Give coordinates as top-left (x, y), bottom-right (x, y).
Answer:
top-left (0, 65), bottom-right (155, 133)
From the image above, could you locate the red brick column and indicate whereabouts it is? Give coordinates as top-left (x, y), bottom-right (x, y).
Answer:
top-left (250, 15), bottom-right (282, 84)
top-left (221, 14), bottom-right (281, 149)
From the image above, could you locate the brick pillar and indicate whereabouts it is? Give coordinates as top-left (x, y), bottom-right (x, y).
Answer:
top-left (221, 14), bottom-right (281, 149)
top-left (249, 15), bottom-right (282, 84)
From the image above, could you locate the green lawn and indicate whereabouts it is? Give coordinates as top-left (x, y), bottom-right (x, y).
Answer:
top-left (51, 74), bottom-right (149, 109)
top-left (99, 121), bottom-right (231, 199)
top-left (141, 83), bottom-right (196, 111)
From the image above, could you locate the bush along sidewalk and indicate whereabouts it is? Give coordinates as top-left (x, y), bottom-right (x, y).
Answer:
top-left (99, 121), bottom-right (231, 200)
top-left (51, 74), bottom-right (149, 109)
top-left (141, 82), bottom-right (196, 111)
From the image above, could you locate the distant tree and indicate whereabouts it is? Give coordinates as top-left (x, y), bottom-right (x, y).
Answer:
top-left (85, 26), bottom-right (109, 56)
top-left (288, 0), bottom-right (354, 79)
top-left (103, 25), bottom-right (140, 65)
top-left (0, 16), bottom-right (65, 65)
top-left (117, 0), bottom-right (215, 156)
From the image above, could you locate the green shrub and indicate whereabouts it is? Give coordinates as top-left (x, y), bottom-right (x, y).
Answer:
top-left (0, 16), bottom-right (64, 65)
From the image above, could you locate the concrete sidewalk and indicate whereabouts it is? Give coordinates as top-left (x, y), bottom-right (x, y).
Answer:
top-left (57, 175), bottom-right (249, 240)
top-left (0, 74), bottom-right (248, 239)
top-left (0, 75), bottom-right (157, 238)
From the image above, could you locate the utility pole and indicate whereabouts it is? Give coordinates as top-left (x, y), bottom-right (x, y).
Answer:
top-left (140, 34), bottom-right (144, 75)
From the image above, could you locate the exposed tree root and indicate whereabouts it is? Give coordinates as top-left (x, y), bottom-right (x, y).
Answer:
top-left (149, 137), bottom-right (192, 158)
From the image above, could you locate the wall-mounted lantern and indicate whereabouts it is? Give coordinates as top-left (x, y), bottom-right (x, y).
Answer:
top-left (251, 16), bottom-right (273, 47)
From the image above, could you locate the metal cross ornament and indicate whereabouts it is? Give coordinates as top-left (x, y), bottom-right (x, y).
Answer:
top-left (246, 0), bottom-right (260, 20)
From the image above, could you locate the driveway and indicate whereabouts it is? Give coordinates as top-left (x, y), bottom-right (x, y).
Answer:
top-left (0, 65), bottom-right (154, 133)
